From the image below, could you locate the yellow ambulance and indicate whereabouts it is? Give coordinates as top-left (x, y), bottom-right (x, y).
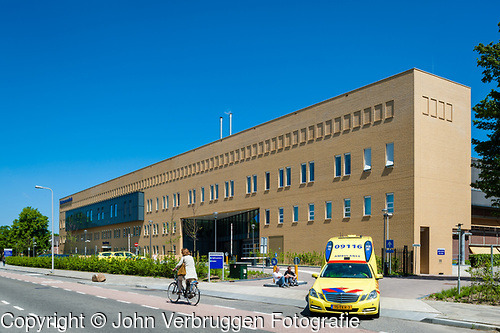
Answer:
top-left (308, 235), bottom-right (382, 317)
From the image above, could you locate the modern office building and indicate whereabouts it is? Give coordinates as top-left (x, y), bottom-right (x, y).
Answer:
top-left (59, 68), bottom-right (471, 275)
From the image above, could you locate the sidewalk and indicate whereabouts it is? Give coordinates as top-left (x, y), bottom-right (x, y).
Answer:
top-left (1, 264), bottom-right (499, 331)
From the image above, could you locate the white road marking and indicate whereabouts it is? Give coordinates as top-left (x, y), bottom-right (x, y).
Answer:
top-left (29, 313), bottom-right (38, 317)
top-left (117, 300), bottom-right (130, 304)
top-left (176, 312), bottom-right (189, 316)
top-left (13, 306), bottom-right (24, 311)
top-left (96, 296), bottom-right (107, 299)
top-left (215, 305), bottom-right (236, 310)
top-left (253, 311), bottom-right (271, 316)
top-left (1, 301), bottom-right (9, 305)
top-left (76, 291), bottom-right (86, 295)
top-left (142, 305), bottom-right (159, 310)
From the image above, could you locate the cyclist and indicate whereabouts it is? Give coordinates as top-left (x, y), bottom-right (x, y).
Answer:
top-left (173, 248), bottom-right (198, 296)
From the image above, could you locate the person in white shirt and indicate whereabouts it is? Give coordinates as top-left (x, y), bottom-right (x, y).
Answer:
top-left (173, 248), bottom-right (198, 295)
top-left (272, 266), bottom-right (288, 287)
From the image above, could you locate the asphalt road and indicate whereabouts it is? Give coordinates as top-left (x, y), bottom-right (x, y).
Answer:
top-left (0, 271), bottom-right (475, 333)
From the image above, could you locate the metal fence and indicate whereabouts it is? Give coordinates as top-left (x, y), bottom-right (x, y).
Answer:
top-left (382, 246), bottom-right (414, 275)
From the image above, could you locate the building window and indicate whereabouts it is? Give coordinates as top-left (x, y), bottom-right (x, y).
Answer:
top-left (309, 161), bottom-right (315, 182)
top-left (156, 197), bottom-right (159, 211)
top-left (344, 199), bottom-right (351, 218)
top-left (334, 155), bottom-right (342, 178)
top-left (386, 193), bottom-right (394, 213)
top-left (386, 143), bottom-right (394, 167)
top-left (173, 222), bottom-right (177, 234)
top-left (173, 194), bottom-right (177, 207)
top-left (344, 153), bottom-right (351, 176)
top-left (201, 187), bottom-right (205, 202)
top-left (252, 175), bottom-right (257, 193)
top-left (279, 207), bottom-right (284, 224)
top-left (364, 196), bottom-right (372, 216)
top-left (246, 176), bottom-right (251, 194)
top-left (215, 184), bottom-right (219, 199)
top-left (265, 209), bottom-right (270, 225)
top-left (293, 205), bottom-right (298, 222)
top-left (301, 163), bottom-right (307, 183)
top-left (192, 189), bottom-right (196, 203)
top-left (166, 195), bottom-right (169, 209)
top-left (230, 180), bottom-right (234, 197)
top-left (224, 181), bottom-right (229, 198)
top-left (210, 185), bottom-right (214, 201)
top-left (110, 205), bottom-right (113, 218)
top-left (286, 167), bottom-right (291, 186)
top-left (325, 201), bottom-right (332, 220)
top-left (265, 172), bottom-right (270, 191)
top-left (188, 190), bottom-right (193, 204)
top-left (90, 210), bottom-right (93, 222)
top-left (308, 203), bottom-right (315, 221)
top-left (162, 196), bottom-right (166, 209)
top-left (276, 168), bottom-right (283, 188)
top-left (364, 148), bottom-right (372, 171)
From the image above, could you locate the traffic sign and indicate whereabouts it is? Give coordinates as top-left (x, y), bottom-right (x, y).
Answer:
top-left (293, 257), bottom-right (300, 265)
top-left (386, 249), bottom-right (395, 253)
top-left (134, 242), bottom-right (138, 247)
top-left (386, 239), bottom-right (394, 249)
top-left (437, 248), bottom-right (445, 255)
top-left (271, 257), bottom-right (278, 266)
top-left (209, 252), bottom-right (224, 269)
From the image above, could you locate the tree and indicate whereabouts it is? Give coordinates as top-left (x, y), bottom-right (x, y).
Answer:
top-left (10, 207), bottom-right (50, 256)
top-left (472, 22), bottom-right (500, 208)
top-left (0, 225), bottom-right (11, 249)
top-left (183, 205), bottom-right (202, 255)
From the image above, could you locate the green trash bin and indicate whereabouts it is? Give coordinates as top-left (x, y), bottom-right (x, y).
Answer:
top-left (229, 263), bottom-right (248, 279)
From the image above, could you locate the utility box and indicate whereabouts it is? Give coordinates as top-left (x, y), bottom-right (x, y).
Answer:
top-left (229, 263), bottom-right (248, 279)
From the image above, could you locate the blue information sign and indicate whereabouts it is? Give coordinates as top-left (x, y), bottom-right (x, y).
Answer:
top-left (3, 249), bottom-right (12, 257)
top-left (386, 249), bottom-right (395, 253)
top-left (437, 248), bottom-right (445, 256)
top-left (209, 252), bottom-right (224, 269)
top-left (386, 239), bottom-right (394, 249)
top-left (271, 257), bottom-right (278, 266)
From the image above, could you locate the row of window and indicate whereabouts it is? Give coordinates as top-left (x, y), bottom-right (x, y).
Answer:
top-left (77, 226), bottom-right (142, 242)
top-left (264, 193), bottom-right (394, 223)
top-left (146, 143), bottom-right (394, 211)
top-left (144, 222), bottom-right (177, 236)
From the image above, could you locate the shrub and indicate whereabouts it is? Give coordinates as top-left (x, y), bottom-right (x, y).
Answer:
top-left (5, 255), bottom-right (209, 280)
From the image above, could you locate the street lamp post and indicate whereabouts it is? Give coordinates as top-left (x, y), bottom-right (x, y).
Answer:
top-left (148, 220), bottom-right (153, 259)
top-left (214, 212), bottom-right (218, 252)
top-left (382, 209), bottom-right (393, 276)
top-left (35, 185), bottom-right (54, 274)
top-left (84, 230), bottom-right (87, 256)
top-left (33, 237), bottom-right (36, 258)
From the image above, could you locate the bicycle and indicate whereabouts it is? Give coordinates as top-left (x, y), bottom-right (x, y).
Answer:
top-left (167, 279), bottom-right (200, 305)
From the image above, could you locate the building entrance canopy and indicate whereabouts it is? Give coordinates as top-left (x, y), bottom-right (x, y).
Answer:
top-left (182, 209), bottom-right (259, 259)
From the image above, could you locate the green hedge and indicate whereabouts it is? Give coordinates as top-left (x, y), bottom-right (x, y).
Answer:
top-left (5, 256), bottom-right (208, 279)
top-left (470, 254), bottom-right (500, 268)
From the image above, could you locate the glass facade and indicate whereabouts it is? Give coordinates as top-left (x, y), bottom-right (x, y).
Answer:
top-left (65, 192), bottom-right (144, 231)
top-left (182, 209), bottom-right (259, 258)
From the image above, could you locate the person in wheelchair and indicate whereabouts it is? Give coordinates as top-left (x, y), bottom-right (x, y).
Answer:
top-left (173, 248), bottom-right (198, 296)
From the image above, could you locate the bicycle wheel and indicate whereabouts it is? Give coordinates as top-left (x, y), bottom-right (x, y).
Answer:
top-left (187, 284), bottom-right (201, 306)
top-left (167, 282), bottom-right (180, 303)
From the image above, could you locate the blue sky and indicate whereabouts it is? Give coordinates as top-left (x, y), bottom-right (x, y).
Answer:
top-left (1, 1), bottom-right (499, 231)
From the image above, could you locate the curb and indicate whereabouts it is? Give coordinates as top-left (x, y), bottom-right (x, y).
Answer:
top-left (422, 317), bottom-right (500, 332)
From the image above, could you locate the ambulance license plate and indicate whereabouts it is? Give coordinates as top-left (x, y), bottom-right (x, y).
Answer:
top-left (331, 304), bottom-right (352, 310)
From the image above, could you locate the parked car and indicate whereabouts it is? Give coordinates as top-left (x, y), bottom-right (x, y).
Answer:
top-left (97, 251), bottom-right (144, 260)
